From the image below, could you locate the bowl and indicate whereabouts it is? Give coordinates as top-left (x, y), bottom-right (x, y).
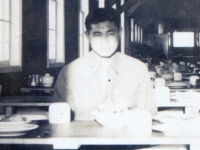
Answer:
top-left (161, 74), bottom-right (173, 80)
top-left (41, 73), bottom-right (54, 87)
top-left (94, 112), bottom-right (128, 128)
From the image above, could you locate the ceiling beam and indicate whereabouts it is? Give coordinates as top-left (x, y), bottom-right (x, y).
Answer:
top-left (118, 0), bottom-right (138, 13)
top-left (106, 0), bottom-right (117, 6)
top-left (126, 0), bottom-right (146, 17)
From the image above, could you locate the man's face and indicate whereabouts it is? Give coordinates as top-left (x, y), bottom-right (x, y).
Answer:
top-left (86, 21), bottom-right (121, 58)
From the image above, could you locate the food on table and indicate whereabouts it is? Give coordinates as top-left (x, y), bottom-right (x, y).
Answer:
top-left (0, 114), bottom-right (27, 122)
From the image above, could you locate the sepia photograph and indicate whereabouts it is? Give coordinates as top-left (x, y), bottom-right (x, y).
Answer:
top-left (0, 0), bottom-right (200, 149)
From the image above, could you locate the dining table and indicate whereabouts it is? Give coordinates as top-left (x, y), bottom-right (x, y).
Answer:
top-left (0, 93), bottom-right (200, 149)
top-left (0, 96), bottom-right (55, 115)
top-left (0, 121), bottom-right (199, 150)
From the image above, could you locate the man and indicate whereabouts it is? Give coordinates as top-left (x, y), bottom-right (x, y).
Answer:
top-left (54, 8), bottom-right (157, 121)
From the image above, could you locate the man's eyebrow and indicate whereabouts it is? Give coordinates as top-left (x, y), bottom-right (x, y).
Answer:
top-left (92, 31), bottom-right (102, 34)
top-left (107, 29), bottom-right (117, 33)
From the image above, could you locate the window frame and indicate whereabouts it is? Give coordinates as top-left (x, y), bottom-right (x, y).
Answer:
top-left (0, 0), bottom-right (22, 73)
top-left (47, 0), bottom-right (65, 68)
top-left (172, 30), bottom-right (196, 48)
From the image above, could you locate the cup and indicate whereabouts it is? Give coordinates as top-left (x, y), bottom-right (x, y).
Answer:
top-left (127, 109), bottom-right (152, 137)
top-left (190, 76), bottom-right (199, 86)
top-left (49, 103), bottom-right (71, 124)
top-left (154, 78), bottom-right (165, 88)
top-left (174, 72), bottom-right (182, 81)
top-left (154, 87), bottom-right (170, 103)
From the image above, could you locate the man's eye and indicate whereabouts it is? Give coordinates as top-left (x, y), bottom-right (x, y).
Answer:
top-left (93, 34), bottom-right (101, 36)
top-left (107, 32), bottom-right (115, 36)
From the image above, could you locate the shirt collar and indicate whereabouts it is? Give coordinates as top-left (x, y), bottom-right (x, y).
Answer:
top-left (90, 51), bottom-right (120, 75)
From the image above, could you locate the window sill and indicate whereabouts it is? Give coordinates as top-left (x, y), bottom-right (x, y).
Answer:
top-left (48, 63), bottom-right (65, 68)
top-left (0, 66), bottom-right (22, 73)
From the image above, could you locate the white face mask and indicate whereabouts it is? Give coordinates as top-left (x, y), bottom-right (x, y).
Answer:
top-left (86, 21), bottom-right (121, 58)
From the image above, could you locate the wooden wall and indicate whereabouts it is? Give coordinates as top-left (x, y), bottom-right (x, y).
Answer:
top-left (0, 0), bottom-right (79, 96)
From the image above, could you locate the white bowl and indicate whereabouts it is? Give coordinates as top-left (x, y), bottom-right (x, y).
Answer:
top-left (94, 112), bottom-right (128, 129)
top-left (161, 74), bottom-right (173, 80)
top-left (41, 74), bottom-right (54, 86)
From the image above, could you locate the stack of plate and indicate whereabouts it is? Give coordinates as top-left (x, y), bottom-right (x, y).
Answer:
top-left (166, 82), bottom-right (189, 88)
top-left (152, 113), bottom-right (200, 136)
top-left (0, 122), bottom-right (39, 137)
top-left (0, 113), bottom-right (48, 137)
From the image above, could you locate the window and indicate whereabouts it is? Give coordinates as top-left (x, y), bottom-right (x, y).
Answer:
top-left (79, 0), bottom-right (89, 57)
top-left (130, 19), bottom-right (134, 42)
top-left (120, 0), bottom-right (125, 54)
top-left (173, 32), bottom-right (194, 47)
top-left (0, 0), bottom-right (22, 73)
top-left (48, 0), bottom-right (65, 68)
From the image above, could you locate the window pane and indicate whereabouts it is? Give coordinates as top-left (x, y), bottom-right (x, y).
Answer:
top-left (56, 0), bottom-right (64, 63)
top-left (173, 32), bottom-right (194, 47)
top-left (49, 0), bottom-right (56, 30)
top-left (98, 0), bottom-right (105, 8)
top-left (135, 24), bottom-right (138, 42)
top-left (49, 30), bottom-right (56, 60)
top-left (10, 0), bottom-right (22, 66)
top-left (130, 19), bottom-right (134, 42)
top-left (0, 0), bottom-right (10, 21)
top-left (0, 21), bottom-right (10, 61)
top-left (121, 12), bottom-right (125, 53)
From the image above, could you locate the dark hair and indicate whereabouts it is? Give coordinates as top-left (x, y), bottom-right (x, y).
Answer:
top-left (85, 8), bottom-right (120, 31)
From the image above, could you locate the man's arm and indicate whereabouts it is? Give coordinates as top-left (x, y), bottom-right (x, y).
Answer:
top-left (136, 66), bottom-right (158, 116)
top-left (54, 68), bottom-right (76, 112)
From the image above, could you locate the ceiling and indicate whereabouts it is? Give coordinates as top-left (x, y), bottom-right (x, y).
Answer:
top-left (129, 0), bottom-right (200, 32)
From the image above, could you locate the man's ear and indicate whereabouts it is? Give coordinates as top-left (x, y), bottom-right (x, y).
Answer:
top-left (84, 31), bottom-right (89, 39)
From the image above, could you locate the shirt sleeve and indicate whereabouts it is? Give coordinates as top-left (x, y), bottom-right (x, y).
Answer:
top-left (136, 65), bottom-right (158, 116)
top-left (54, 67), bottom-right (76, 112)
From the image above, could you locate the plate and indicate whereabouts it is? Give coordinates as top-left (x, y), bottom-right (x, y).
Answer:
top-left (21, 114), bottom-right (48, 121)
top-left (166, 82), bottom-right (189, 88)
top-left (0, 124), bottom-right (39, 137)
top-left (0, 121), bottom-right (31, 124)
top-left (153, 113), bottom-right (199, 124)
top-left (152, 123), bottom-right (200, 136)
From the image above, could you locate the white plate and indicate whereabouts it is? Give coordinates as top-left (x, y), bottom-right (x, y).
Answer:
top-left (22, 115), bottom-right (48, 121)
top-left (0, 124), bottom-right (39, 137)
top-left (166, 82), bottom-right (189, 88)
top-left (152, 123), bottom-right (200, 136)
top-left (0, 120), bottom-right (31, 124)
top-left (153, 113), bottom-right (199, 124)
